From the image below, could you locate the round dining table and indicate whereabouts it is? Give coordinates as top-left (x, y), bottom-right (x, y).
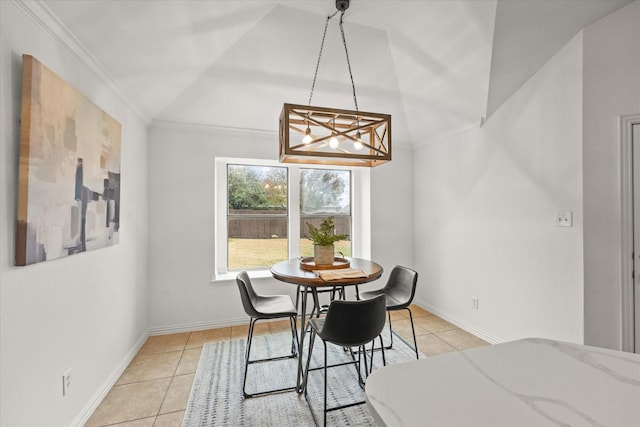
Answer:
top-left (270, 257), bottom-right (384, 392)
top-left (270, 257), bottom-right (383, 287)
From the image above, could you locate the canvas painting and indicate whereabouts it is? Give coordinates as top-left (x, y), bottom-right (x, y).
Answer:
top-left (16, 55), bottom-right (121, 266)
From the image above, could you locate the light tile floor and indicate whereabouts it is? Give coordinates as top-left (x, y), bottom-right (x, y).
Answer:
top-left (85, 305), bottom-right (488, 426)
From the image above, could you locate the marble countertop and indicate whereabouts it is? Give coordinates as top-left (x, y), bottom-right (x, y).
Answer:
top-left (366, 338), bottom-right (640, 427)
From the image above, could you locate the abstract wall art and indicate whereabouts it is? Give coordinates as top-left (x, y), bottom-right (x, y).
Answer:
top-left (16, 55), bottom-right (121, 266)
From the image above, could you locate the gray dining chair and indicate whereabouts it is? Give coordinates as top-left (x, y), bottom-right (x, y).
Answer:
top-left (302, 294), bottom-right (387, 426)
top-left (236, 271), bottom-right (298, 398)
top-left (359, 265), bottom-right (420, 359)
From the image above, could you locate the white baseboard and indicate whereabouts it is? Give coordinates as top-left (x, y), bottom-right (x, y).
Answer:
top-left (71, 330), bottom-right (149, 427)
top-left (413, 298), bottom-right (503, 345)
top-left (148, 317), bottom-right (249, 336)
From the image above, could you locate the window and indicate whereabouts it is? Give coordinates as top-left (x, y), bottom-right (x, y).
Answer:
top-left (299, 168), bottom-right (351, 258)
top-left (227, 164), bottom-right (288, 270)
top-left (215, 158), bottom-right (370, 279)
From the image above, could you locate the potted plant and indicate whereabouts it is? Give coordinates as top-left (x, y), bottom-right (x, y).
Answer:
top-left (306, 216), bottom-right (348, 265)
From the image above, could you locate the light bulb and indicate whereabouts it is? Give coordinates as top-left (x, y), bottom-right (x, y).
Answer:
top-left (353, 131), bottom-right (363, 150)
top-left (302, 127), bottom-right (312, 144)
top-left (329, 136), bottom-right (339, 149)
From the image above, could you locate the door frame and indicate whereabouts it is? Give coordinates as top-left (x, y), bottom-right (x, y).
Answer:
top-left (620, 114), bottom-right (640, 353)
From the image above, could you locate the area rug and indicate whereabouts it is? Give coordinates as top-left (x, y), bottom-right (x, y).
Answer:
top-left (183, 329), bottom-right (422, 426)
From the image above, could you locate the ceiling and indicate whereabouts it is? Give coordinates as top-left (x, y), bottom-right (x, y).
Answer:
top-left (44, 0), bottom-right (631, 148)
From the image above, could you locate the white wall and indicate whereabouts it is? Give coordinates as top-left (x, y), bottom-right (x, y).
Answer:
top-left (0, 2), bottom-right (149, 426)
top-left (582, 0), bottom-right (640, 350)
top-left (413, 33), bottom-right (584, 344)
top-left (147, 121), bottom-right (414, 332)
top-left (370, 146), bottom-right (416, 273)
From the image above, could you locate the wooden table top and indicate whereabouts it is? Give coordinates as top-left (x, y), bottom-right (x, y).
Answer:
top-left (270, 257), bottom-right (383, 287)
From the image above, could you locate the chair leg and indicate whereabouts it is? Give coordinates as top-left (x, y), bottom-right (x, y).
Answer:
top-left (243, 317), bottom-right (298, 398)
top-left (320, 342), bottom-right (367, 424)
top-left (387, 310), bottom-right (394, 349)
top-left (405, 307), bottom-right (419, 359)
top-left (242, 318), bottom-right (256, 398)
top-left (323, 341), bottom-right (328, 427)
top-left (349, 345), bottom-right (366, 388)
top-left (360, 344), bottom-right (368, 384)
top-left (367, 340), bottom-right (375, 375)
top-left (303, 330), bottom-right (322, 426)
top-left (383, 309), bottom-right (420, 359)
top-left (379, 334), bottom-right (387, 367)
top-left (361, 335), bottom-right (386, 378)
top-left (302, 329), bottom-right (317, 394)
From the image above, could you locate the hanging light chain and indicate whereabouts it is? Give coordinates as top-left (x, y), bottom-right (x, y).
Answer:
top-left (308, 10), bottom-right (339, 106)
top-left (339, 10), bottom-right (359, 112)
top-left (307, 7), bottom-right (359, 113)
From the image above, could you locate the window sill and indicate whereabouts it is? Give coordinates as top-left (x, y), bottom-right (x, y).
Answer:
top-left (211, 269), bottom-right (273, 283)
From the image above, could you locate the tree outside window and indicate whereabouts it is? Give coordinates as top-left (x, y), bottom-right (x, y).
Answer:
top-left (227, 165), bottom-right (288, 270)
top-left (300, 169), bottom-right (351, 258)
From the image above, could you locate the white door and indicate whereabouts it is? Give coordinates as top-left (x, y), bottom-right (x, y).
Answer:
top-left (634, 123), bottom-right (640, 353)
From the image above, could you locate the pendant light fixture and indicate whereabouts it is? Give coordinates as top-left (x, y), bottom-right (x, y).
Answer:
top-left (279, 0), bottom-right (391, 167)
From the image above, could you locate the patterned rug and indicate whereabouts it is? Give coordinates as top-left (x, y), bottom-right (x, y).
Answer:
top-left (183, 328), bottom-right (422, 426)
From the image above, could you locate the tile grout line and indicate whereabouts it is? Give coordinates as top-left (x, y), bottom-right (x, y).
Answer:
top-left (153, 331), bottom-right (192, 424)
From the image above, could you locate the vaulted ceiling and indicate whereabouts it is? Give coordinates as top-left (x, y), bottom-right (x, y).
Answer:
top-left (44, 0), bottom-right (631, 148)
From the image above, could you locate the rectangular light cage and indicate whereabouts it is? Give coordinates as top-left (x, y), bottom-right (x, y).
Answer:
top-left (279, 103), bottom-right (391, 167)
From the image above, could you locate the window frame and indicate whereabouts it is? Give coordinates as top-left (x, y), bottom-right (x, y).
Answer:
top-left (214, 157), bottom-right (370, 280)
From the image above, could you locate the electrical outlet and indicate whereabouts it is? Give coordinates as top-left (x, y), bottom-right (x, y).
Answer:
top-left (62, 369), bottom-right (72, 396)
top-left (554, 211), bottom-right (573, 227)
top-left (472, 298), bottom-right (479, 310)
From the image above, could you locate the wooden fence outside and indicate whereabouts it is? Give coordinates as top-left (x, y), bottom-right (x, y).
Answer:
top-left (228, 211), bottom-right (350, 239)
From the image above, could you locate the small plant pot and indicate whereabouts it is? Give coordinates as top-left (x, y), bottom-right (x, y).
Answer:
top-left (314, 244), bottom-right (334, 265)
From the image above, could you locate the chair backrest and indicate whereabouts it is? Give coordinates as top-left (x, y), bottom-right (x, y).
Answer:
top-left (384, 265), bottom-right (418, 308)
top-left (236, 271), bottom-right (261, 318)
top-left (319, 294), bottom-right (386, 347)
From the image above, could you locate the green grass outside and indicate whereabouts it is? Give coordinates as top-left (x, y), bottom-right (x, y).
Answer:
top-left (228, 238), bottom-right (351, 270)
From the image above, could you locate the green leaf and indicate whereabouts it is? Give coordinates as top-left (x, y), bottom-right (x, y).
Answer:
top-left (306, 216), bottom-right (348, 246)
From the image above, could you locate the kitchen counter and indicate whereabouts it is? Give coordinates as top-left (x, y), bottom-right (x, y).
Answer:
top-left (366, 338), bottom-right (640, 426)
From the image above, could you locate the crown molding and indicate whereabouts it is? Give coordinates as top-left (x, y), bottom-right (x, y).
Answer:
top-left (151, 119), bottom-right (278, 137)
top-left (152, 120), bottom-right (415, 154)
top-left (12, 0), bottom-right (150, 124)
